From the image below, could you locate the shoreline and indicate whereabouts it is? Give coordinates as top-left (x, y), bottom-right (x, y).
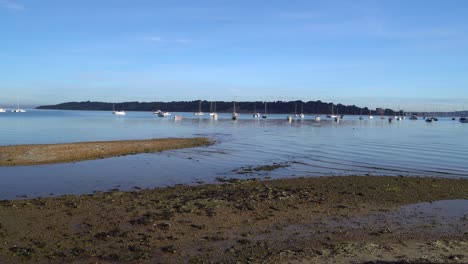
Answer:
top-left (0, 137), bottom-right (212, 166)
top-left (0, 175), bottom-right (467, 263)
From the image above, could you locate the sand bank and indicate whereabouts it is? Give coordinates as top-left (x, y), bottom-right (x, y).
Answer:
top-left (0, 137), bottom-right (211, 166)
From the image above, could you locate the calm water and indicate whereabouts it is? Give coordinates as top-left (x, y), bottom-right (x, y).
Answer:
top-left (0, 109), bottom-right (467, 199)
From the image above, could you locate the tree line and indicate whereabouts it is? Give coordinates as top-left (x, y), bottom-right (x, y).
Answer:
top-left (37, 100), bottom-right (398, 115)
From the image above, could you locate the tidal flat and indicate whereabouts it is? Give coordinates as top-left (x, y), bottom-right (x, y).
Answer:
top-left (0, 176), bottom-right (467, 263)
top-left (0, 137), bottom-right (211, 166)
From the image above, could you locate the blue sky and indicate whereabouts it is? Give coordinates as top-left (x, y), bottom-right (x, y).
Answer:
top-left (1, 0), bottom-right (467, 111)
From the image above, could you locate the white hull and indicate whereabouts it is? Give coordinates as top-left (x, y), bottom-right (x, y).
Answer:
top-left (113, 111), bottom-right (126, 116)
top-left (194, 112), bottom-right (204, 116)
top-left (253, 113), bottom-right (261, 118)
top-left (327, 114), bottom-right (338, 118)
top-left (12, 109), bottom-right (26, 113)
top-left (314, 116), bottom-right (321, 121)
top-left (174, 115), bottom-right (183, 121)
top-left (0, 108), bottom-right (6, 113)
top-left (157, 112), bottom-right (171, 117)
top-left (368, 116), bottom-right (373, 119)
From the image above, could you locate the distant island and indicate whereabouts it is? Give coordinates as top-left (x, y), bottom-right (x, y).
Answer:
top-left (37, 100), bottom-right (400, 115)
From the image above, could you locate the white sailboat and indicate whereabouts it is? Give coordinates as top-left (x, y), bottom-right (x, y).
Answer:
top-left (210, 101), bottom-right (218, 119)
top-left (11, 97), bottom-right (26, 113)
top-left (299, 103), bottom-right (305, 119)
top-left (0, 107), bottom-right (6, 113)
top-left (232, 101), bottom-right (238, 120)
top-left (294, 103), bottom-right (298, 118)
top-left (194, 100), bottom-right (204, 116)
top-left (368, 108), bottom-right (373, 119)
top-left (359, 108), bottom-right (364, 120)
top-left (112, 103), bottom-right (126, 115)
top-left (327, 104), bottom-right (337, 118)
top-left (252, 102), bottom-right (260, 118)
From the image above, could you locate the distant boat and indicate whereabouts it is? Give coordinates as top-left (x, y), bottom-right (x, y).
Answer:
top-left (12, 97), bottom-right (26, 113)
top-left (232, 101), bottom-right (238, 120)
top-left (409, 115), bottom-right (418, 120)
top-left (0, 108), bottom-right (6, 113)
top-left (209, 101), bottom-right (217, 117)
top-left (327, 105), bottom-right (338, 118)
top-left (425, 118), bottom-right (433, 123)
top-left (112, 103), bottom-right (126, 116)
top-left (299, 103), bottom-right (305, 119)
top-left (460, 117), bottom-right (468, 123)
top-left (194, 100), bottom-right (204, 116)
top-left (380, 115), bottom-right (386, 120)
top-left (359, 108), bottom-right (363, 120)
top-left (314, 116), bottom-right (321, 121)
top-left (262, 102), bottom-right (268, 119)
top-left (368, 109), bottom-right (373, 119)
top-left (174, 115), bottom-right (183, 121)
top-left (287, 115), bottom-right (293, 122)
top-left (253, 102), bottom-right (261, 118)
top-left (158, 111), bottom-right (171, 117)
top-left (388, 117), bottom-right (394, 123)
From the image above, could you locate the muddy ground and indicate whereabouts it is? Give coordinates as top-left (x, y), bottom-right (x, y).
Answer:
top-left (0, 176), bottom-right (467, 263)
top-left (0, 137), bottom-right (211, 166)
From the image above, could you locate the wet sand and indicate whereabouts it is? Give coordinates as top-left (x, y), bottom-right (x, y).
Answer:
top-left (0, 176), bottom-right (467, 263)
top-left (0, 138), bottom-right (211, 166)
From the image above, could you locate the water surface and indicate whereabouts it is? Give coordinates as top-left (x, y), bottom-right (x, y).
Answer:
top-left (0, 110), bottom-right (467, 199)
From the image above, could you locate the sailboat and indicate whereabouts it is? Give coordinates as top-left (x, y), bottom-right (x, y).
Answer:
top-left (112, 103), bottom-right (126, 115)
top-left (210, 101), bottom-right (218, 119)
top-left (359, 108), bottom-right (364, 120)
top-left (368, 109), bottom-right (373, 119)
top-left (232, 101), bottom-right (238, 120)
top-left (11, 97), bottom-right (26, 113)
top-left (327, 104), bottom-right (337, 118)
top-left (299, 103), bottom-right (305, 119)
top-left (0, 108), bottom-right (6, 113)
top-left (194, 100), bottom-right (204, 116)
top-left (253, 102), bottom-right (260, 118)
top-left (262, 102), bottom-right (268, 119)
top-left (294, 103), bottom-right (299, 118)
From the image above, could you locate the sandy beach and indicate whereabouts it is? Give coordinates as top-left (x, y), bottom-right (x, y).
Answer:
top-left (0, 175), bottom-right (467, 263)
top-left (0, 138), bottom-right (211, 166)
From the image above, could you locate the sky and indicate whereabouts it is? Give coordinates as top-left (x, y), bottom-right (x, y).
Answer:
top-left (1, 0), bottom-right (468, 111)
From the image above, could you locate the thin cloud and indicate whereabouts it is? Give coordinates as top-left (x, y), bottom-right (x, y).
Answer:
top-left (0, 0), bottom-right (24, 11)
top-left (175, 38), bottom-right (191, 44)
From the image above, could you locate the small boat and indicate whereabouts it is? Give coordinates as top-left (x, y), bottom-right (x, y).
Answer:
top-left (287, 115), bottom-right (293, 122)
top-left (262, 101), bottom-right (268, 119)
top-left (452, 117), bottom-right (456, 121)
top-left (388, 117), bottom-right (394, 123)
top-left (112, 103), bottom-right (126, 115)
top-left (253, 103), bottom-right (261, 118)
top-left (209, 101), bottom-right (217, 117)
top-left (359, 108), bottom-right (363, 120)
top-left (194, 100), bottom-right (204, 116)
top-left (294, 103), bottom-right (298, 118)
top-left (157, 111), bottom-right (171, 117)
top-left (0, 108), bottom-right (6, 113)
top-left (232, 102), bottom-right (238, 120)
top-left (425, 118), bottom-right (433, 123)
top-left (460, 117), bottom-right (468, 123)
top-left (174, 115), bottom-right (183, 121)
top-left (314, 116), bottom-right (321, 121)
top-left (327, 105), bottom-right (338, 118)
top-left (298, 103), bottom-right (305, 119)
top-left (368, 109), bottom-right (373, 119)
top-left (380, 115), bottom-right (386, 120)
top-left (12, 97), bottom-right (26, 113)
top-left (409, 115), bottom-right (418, 120)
